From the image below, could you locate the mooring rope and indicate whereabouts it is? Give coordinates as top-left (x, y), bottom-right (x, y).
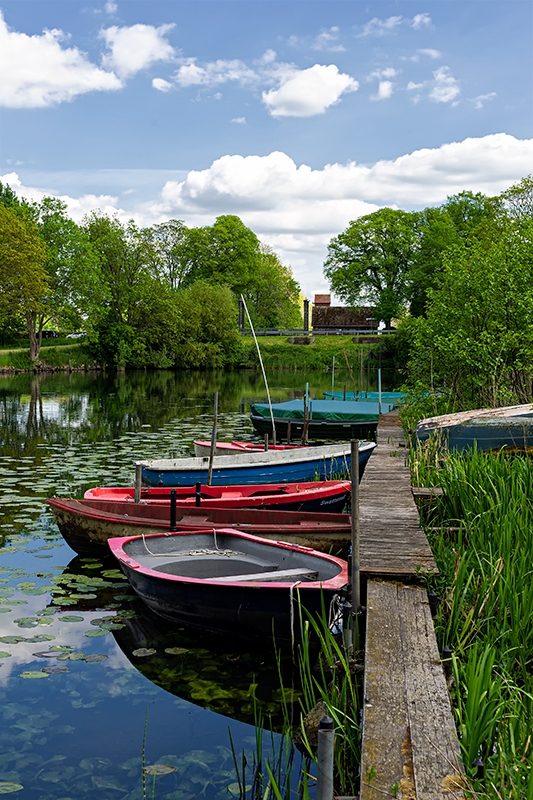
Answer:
top-left (139, 528), bottom-right (241, 559)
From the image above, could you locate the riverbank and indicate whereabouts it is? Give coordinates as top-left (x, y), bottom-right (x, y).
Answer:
top-left (0, 332), bottom-right (402, 374)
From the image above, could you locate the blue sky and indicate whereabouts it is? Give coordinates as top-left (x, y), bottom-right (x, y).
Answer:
top-left (1, 0), bottom-right (531, 298)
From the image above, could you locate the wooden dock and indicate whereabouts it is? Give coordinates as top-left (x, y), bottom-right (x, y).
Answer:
top-left (358, 412), bottom-right (464, 800)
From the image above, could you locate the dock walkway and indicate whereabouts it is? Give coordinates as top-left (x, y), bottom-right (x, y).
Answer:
top-left (358, 412), bottom-right (464, 800)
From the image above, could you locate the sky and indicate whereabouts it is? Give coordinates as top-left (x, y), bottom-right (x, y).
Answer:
top-left (0, 0), bottom-right (532, 300)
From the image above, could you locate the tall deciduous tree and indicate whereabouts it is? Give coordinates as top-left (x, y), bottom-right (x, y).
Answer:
top-left (0, 205), bottom-right (49, 359)
top-left (324, 208), bottom-right (418, 326)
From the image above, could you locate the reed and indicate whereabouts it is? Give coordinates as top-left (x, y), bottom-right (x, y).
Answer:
top-left (408, 438), bottom-right (533, 795)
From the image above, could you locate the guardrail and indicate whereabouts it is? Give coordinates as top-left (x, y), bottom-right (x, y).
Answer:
top-left (239, 328), bottom-right (396, 336)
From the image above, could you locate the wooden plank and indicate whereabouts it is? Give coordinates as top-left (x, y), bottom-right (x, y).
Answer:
top-left (361, 581), bottom-right (464, 800)
top-left (358, 413), bottom-right (438, 578)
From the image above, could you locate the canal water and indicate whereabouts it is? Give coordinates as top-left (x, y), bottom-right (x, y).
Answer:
top-left (0, 368), bottom-right (393, 799)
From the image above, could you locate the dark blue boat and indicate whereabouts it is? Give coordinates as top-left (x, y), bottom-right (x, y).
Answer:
top-left (415, 404), bottom-right (533, 453)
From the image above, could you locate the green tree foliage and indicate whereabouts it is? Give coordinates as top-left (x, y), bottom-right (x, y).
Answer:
top-left (144, 219), bottom-right (188, 289)
top-left (323, 208), bottom-right (418, 326)
top-left (403, 217), bottom-right (533, 406)
top-left (244, 246), bottom-right (303, 330)
top-left (0, 205), bottom-right (49, 358)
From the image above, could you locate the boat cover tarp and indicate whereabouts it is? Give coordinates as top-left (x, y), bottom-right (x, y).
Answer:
top-left (251, 398), bottom-right (393, 422)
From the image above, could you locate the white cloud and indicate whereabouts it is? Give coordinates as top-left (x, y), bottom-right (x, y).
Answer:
top-left (100, 23), bottom-right (176, 79)
top-left (231, 117), bottom-right (246, 124)
top-left (104, 1), bottom-right (118, 13)
top-left (4, 134), bottom-right (531, 298)
top-left (418, 48), bottom-right (441, 59)
top-left (152, 77), bottom-right (173, 92)
top-left (312, 27), bottom-right (345, 52)
top-left (430, 66), bottom-right (460, 103)
top-left (372, 81), bottom-right (394, 101)
top-left (173, 58), bottom-right (257, 88)
top-left (359, 14), bottom-right (431, 37)
top-left (412, 14), bottom-right (432, 29)
top-left (0, 10), bottom-right (121, 108)
top-left (471, 92), bottom-right (497, 110)
top-left (262, 64), bottom-right (358, 117)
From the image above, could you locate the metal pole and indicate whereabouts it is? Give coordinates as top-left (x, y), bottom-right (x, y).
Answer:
top-left (207, 392), bottom-right (218, 486)
top-left (134, 464), bottom-right (142, 503)
top-left (170, 489), bottom-right (177, 531)
top-left (316, 716), bottom-right (334, 800)
top-left (241, 295), bottom-right (276, 445)
top-left (331, 356), bottom-right (335, 399)
top-left (378, 332), bottom-right (382, 414)
top-left (351, 440), bottom-right (360, 620)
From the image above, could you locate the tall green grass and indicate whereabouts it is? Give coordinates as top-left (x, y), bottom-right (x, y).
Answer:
top-left (410, 440), bottom-right (533, 795)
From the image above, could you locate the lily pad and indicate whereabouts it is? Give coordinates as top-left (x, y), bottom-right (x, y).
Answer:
top-left (165, 647), bottom-right (189, 655)
top-left (19, 670), bottom-right (50, 679)
top-left (143, 765), bottom-right (177, 776)
top-left (42, 666), bottom-right (70, 673)
top-left (0, 651), bottom-right (11, 658)
top-left (0, 783), bottom-right (24, 794)
top-left (84, 629), bottom-right (109, 637)
top-left (132, 648), bottom-right (156, 658)
top-left (83, 654), bottom-right (107, 662)
top-left (59, 615), bottom-right (84, 623)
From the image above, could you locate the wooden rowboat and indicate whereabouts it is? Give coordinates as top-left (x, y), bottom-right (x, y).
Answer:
top-left (137, 441), bottom-right (375, 487)
top-left (47, 497), bottom-right (352, 555)
top-left (84, 480), bottom-right (351, 513)
top-left (108, 528), bottom-right (348, 642)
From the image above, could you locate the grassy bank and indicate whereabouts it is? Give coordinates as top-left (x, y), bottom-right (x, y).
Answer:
top-left (0, 341), bottom-right (99, 371)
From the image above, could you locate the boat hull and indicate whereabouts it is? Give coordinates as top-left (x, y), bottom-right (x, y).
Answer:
top-left (47, 497), bottom-right (353, 555)
top-left (109, 529), bottom-right (348, 642)
top-left (415, 404), bottom-right (533, 454)
top-left (84, 480), bottom-right (351, 513)
top-left (193, 440), bottom-right (302, 457)
top-left (139, 441), bottom-right (376, 487)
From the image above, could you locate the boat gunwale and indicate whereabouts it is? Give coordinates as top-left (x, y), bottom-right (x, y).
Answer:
top-left (108, 529), bottom-right (348, 590)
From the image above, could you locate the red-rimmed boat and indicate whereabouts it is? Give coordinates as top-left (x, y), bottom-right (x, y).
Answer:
top-left (47, 496), bottom-right (352, 555)
top-left (193, 440), bottom-right (303, 456)
top-left (108, 528), bottom-right (348, 642)
top-left (83, 480), bottom-right (351, 513)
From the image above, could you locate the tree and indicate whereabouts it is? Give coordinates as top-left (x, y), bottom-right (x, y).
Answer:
top-left (498, 174), bottom-right (533, 224)
top-left (0, 205), bottom-right (49, 358)
top-left (22, 196), bottom-right (97, 359)
top-left (144, 219), bottom-right (189, 289)
top-left (324, 208), bottom-right (418, 326)
top-left (245, 246), bottom-right (302, 329)
top-left (404, 218), bottom-right (533, 406)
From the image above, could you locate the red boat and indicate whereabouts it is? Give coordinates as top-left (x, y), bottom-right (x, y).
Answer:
top-left (84, 480), bottom-right (351, 513)
top-left (193, 440), bottom-right (302, 456)
top-left (47, 496), bottom-right (352, 555)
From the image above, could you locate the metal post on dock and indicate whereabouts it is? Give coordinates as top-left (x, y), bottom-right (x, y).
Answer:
top-left (351, 440), bottom-right (361, 621)
top-left (134, 464), bottom-right (142, 503)
top-left (207, 392), bottom-right (218, 486)
top-left (170, 489), bottom-right (177, 531)
top-left (264, 434), bottom-right (269, 451)
top-left (195, 482), bottom-right (202, 507)
top-left (331, 356), bottom-right (335, 399)
top-left (316, 716), bottom-right (334, 800)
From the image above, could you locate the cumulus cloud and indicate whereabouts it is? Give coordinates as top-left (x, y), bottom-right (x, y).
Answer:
top-left (262, 64), bottom-right (358, 117)
top-left (412, 14), bottom-right (431, 29)
top-left (100, 23), bottom-right (176, 79)
top-left (430, 66), bottom-right (460, 103)
top-left (4, 134), bottom-right (531, 297)
top-left (418, 48), bottom-right (441, 59)
top-left (0, 11), bottom-right (121, 107)
top-left (152, 77), bottom-right (173, 92)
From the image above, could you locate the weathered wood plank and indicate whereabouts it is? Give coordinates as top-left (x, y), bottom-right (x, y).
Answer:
top-left (361, 581), bottom-right (464, 800)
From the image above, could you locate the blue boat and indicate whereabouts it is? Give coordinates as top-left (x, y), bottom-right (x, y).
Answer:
top-left (250, 398), bottom-right (395, 441)
top-left (138, 441), bottom-right (376, 488)
top-left (415, 404), bottom-right (533, 454)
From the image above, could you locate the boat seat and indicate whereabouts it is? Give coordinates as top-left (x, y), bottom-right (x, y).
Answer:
top-left (213, 567), bottom-right (319, 583)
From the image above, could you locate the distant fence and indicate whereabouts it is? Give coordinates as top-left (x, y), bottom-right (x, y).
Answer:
top-left (239, 328), bottom-right (396, 337)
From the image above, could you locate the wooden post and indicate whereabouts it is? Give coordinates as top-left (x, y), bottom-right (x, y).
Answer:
top-left (170, 489), bottom-right (177, 531)
top-left (207, 392), bottom-right (218, 486)
top-left (134, 464), bottom-right (142, 503)
top-left (287, 420), bottom-right (291, 445)
top-left (331, 355), bottom-right (335, 399)
top-left (351, 440), bottom-right (360, 623)
top-left (264, 434), bottom-right (269, 451)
